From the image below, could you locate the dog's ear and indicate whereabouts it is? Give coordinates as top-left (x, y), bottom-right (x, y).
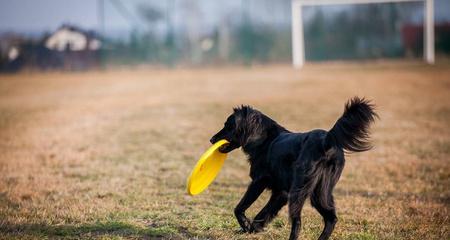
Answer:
top-left (244, 110), bottom-right (268, 146)
top-left (233, 105), bottom-right (249, 127)
top-left (233, 106), bottom-right (267, 147)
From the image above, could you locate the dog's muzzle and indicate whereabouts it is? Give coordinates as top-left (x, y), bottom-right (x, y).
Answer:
top-left (218, 141), bottom-right (239, 153)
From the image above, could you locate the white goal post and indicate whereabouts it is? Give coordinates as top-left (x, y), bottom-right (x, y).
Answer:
top-left (291, 0), bottom-right (435, 68)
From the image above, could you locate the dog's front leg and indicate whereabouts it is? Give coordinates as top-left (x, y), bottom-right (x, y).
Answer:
top-left (234, 178), bottom-right (267, 232)
top-left (250, 190), bottom-right (288, 233)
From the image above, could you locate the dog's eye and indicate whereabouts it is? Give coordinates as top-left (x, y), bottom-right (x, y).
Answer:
top-left (226, 122), bottom-right (234, 128)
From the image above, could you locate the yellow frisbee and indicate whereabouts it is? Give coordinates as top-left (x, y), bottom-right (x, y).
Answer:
top-left (187, 139), bottom-right (229, 195)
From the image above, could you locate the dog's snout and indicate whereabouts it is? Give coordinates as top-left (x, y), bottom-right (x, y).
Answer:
top-left (210, 137), bottom-right (216, 144)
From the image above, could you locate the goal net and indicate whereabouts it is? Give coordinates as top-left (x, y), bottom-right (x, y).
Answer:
top-left (291, 0), bottom-right (435, 68)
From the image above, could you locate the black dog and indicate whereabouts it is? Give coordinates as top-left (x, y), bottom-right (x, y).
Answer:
top-left (210, 97), bottom-right (377, 240)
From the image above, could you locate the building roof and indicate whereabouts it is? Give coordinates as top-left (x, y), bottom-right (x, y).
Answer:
top-left (45, 24), bottom-right (101, 51)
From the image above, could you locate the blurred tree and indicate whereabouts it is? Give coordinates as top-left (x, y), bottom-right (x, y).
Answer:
top-left (304, 3), bottom-right (415, 61)
top-left (135, 4), bottom-right (165, 63)
top-left (138, 4), bottom-right (163, 23)
top-left (163, 0), bottom-right (177, 66)
top-left (184, 0), bottom-right (202, 64)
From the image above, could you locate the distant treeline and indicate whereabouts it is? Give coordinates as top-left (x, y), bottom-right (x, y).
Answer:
top-left (304, 4), bottom-right (450, 61)
top-left (101, 3), bottom-right (450, 66)
top-left (101, 24), bottom-right (291, 66)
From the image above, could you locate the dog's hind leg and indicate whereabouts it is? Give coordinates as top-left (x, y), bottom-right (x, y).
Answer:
top-left (310, 186), bottom-right (337, 240)
top-left (310, 151), bottom-right (343, 240)
top-left (288, 185), bottom-right (308, 240)
top-left (288, 166), bottom-right (314, 240)
top-left (288, 154), bottom-right (324, 240)
top-left (250, 190), bottom-right (288, 232)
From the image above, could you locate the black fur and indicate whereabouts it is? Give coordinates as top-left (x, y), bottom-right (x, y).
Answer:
top-left (210, 97), bottom-right (377, 240)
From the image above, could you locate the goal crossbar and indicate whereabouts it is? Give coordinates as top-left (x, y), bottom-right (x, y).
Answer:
top-left (291, 0), bottom-right (435, 68)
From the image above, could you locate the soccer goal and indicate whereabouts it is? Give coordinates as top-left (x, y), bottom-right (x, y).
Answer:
top-left (291, 0), bottom-right (435, 68)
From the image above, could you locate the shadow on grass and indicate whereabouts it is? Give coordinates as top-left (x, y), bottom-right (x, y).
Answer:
top-left (334, 188), bottom-right (448, 204)
top-left (0, 221), bottom-right (188, 239)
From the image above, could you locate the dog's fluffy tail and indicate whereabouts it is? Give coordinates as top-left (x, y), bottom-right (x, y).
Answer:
top-left (324, 97), bottom-right (378, 153)
top-left (290, 98), bottom-right (377, 214)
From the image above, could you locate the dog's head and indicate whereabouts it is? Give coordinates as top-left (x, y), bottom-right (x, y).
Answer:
top-left (210, 106), bottom-right (269, 153)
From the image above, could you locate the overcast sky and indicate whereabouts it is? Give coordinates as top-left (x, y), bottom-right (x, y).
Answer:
top-left (1, 0), bottom-right (449, 34)
top-left (1, 0), bottom-right (108, 32)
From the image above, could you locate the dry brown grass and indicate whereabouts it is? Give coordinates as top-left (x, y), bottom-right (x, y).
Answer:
top-left (0, 62), bottom-right (449, 239)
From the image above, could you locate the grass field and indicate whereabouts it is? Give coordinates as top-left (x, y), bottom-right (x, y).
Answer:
top-left (0, 62), bottom-right (449, 239)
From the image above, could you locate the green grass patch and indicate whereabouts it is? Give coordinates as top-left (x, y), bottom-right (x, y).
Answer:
top-left (0, 221), bottom-right (178, 239)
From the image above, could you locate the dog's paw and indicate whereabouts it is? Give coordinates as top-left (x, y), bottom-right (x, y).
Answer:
top-left (237, 227), bottom-right (251, 234)
top-left (239, 218), bottom-right (252, 233)
top-left (236, 228), bottom-right (248, 234)
top-left (249, 221), bottom-right (264, 233)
